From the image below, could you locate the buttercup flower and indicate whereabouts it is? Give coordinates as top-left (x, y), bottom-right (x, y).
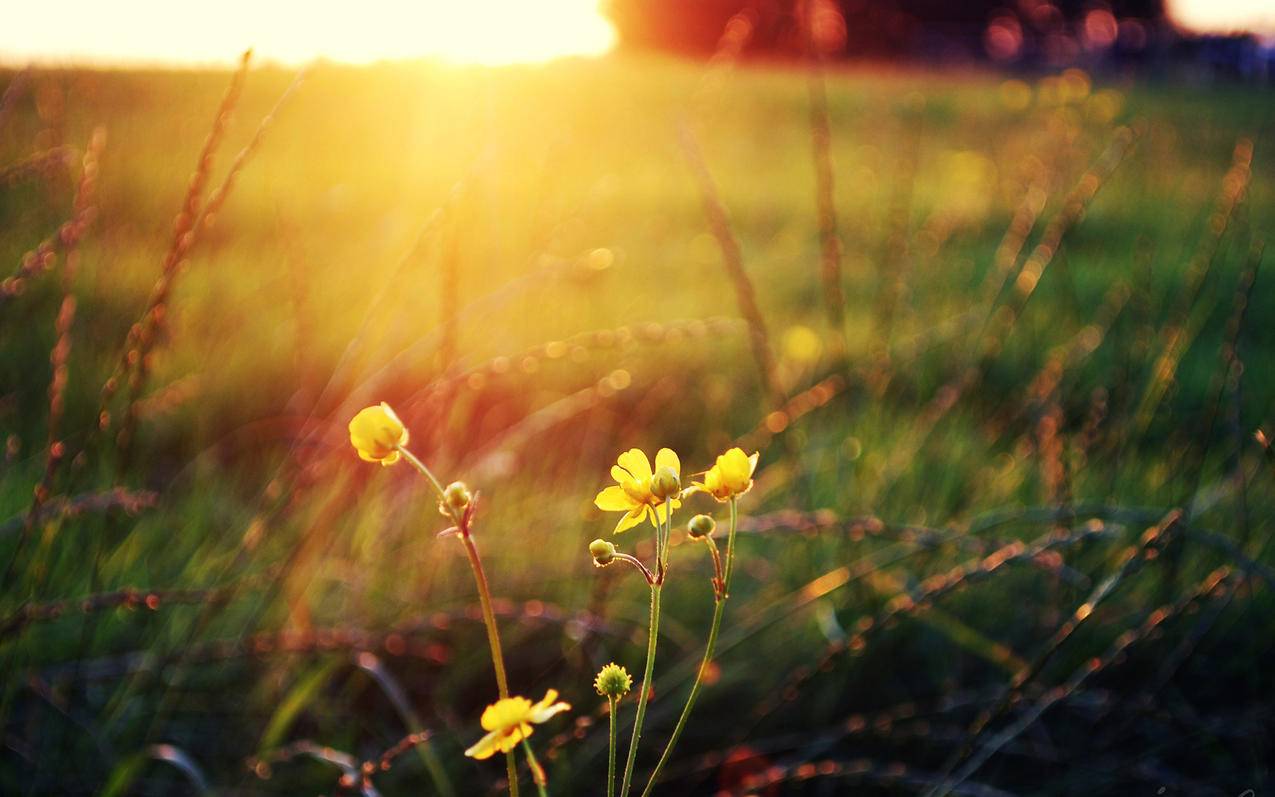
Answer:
top-left (693, 447), bottom-right (760, 502)
top-left (464, 690), bottom-right (572, 760)
top-left (348, 403), bottom-right (408, 466)
top-left (594, 448), bottom-right (682, 534)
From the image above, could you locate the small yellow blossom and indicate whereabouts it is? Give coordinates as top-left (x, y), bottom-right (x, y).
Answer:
top-left (693, 447), bottom-right (759, 502)
top-left (594, 448), bottom-right (682, 534)
top-left (348, 403), bottom-right (408, 466)
top-left (463, 690), bottom-right (571, 760)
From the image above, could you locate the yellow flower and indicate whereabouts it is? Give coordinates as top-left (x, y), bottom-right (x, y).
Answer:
top-left (348, 402), bottom-right (409, 466)
top-left (463, 690), bottom-right (572, 760)
top-left (693, 447), bottom-right (760, 502)
top-left (594, 448), bottom-right (682, 534)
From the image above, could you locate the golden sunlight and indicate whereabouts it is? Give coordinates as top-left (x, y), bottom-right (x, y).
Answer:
top-left (0, 0), bottom-right (617, 66)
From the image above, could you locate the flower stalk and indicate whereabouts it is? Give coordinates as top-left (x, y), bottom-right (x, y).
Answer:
top-left (395, 444), bottom-right (520, 797)
top-left (639, 497), bottom-right (739, 797)
top-left (607, 696), bottom-right (619, 797)
top-left (520, 739), bottom-right (549, 797)
top-left (618, 498), bottom-right (671, 797)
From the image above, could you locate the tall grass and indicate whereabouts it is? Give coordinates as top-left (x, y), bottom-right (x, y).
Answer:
top-left (0, 42), bottom-right (1272, 796)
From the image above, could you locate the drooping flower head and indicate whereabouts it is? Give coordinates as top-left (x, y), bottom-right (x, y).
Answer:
top-left (463, 690), bottom-right (572, 760)
top-left (593, 448), bottom-right (682, 534)
top-left (348, 402), bottom-right (408, 466)
top-left (694, 447), bottom-right (759, 502)
top-left (589, 538), bottom-right (617, 566)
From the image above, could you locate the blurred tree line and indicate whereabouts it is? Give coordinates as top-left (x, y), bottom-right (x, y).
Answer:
top-left (603, 0), bottom-right (1169, 64)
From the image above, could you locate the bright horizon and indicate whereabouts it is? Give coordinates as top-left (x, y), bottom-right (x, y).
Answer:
top-left (0, 0), bottom-right (1270, 68)
top-left (0, 0), bottom-right (618, 67)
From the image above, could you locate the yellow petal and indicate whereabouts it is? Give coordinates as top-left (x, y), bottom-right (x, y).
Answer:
top-left (529, 690), bottom-right (572, 723)
top-left (481, 696), bottom-right (532, 732)
top-left (595, 486), bottom-right (635, 512)
top-left (654, 448), bottom-right (681, 477)
top-left (720, 448), bottom-right (751, 481)
top-left (616, 448), bottom-right (652, 482)
top-left (611, 465), bottom-right (636, 486)
top-left (464, 729), bottom-right (503, 759)
top-left (614, 509), bottom-right (644, 534)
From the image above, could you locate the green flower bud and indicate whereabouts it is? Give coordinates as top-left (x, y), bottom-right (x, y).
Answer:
top-left (649, 466), bottom-right (681, 501)
top-left (687, 514), bottom-right (716, 538)
top-left (589, 538), bottom-right (617, 566)
top-left (443, 481), bottom-right (472, 513)
top-left (594, 662), bottom-right (633, 698)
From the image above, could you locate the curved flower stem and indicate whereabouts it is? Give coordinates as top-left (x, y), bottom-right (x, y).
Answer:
top-left (607, 696), bottom-right (619, 797)
top-left (612, 552), bottom-right (657, 585)
top-left (639, 497), bottom-right (738, 797)
top-left (619, 505), bottom-right (669, 797)
top-left (397, 445), bottom-right (520, 797)
top-left (520, 739), bottom-right (549, 797)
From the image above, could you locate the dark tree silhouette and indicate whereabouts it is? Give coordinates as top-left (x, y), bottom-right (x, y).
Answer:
top-left (603, 0), bottom-right (1167, 60)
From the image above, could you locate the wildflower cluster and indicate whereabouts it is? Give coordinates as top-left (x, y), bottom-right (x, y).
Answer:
top-left (349, 401), bottom-right (759, 797)
top-left (590, 444), bottom-right (759, 797)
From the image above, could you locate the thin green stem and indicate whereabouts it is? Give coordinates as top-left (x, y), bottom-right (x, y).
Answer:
top-left (397, 445), bottom-right (520, 797)
top-left (639, 498), bottom-right (738, 797)
top-left (520, 739), bottom-right (549, 797)
top-left (620, 508), bottom-right (668, 797)
top-left (396, 445), bottom-right (448, 502)
top-left (607, 696), bottom-right (619, 797)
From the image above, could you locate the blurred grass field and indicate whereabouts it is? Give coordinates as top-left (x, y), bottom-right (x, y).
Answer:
top-left (1, 54), bottom-right (1273, 795)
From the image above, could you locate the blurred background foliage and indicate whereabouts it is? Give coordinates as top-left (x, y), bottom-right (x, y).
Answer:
top-left (0, 46), bottom-right (1273, 795)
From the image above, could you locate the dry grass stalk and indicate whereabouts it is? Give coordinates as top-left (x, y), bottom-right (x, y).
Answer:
top-left (27, 128), bottom-right (106, 518)
top-left (939, 510), bottom-right (1184, 788)
top-left (928, 565), bottom-right (1234, 797)
top-left (114, 64), bottom-right (307, 452)
top-left (678, 123), bottom-right (784, 410)
top-left (1133, 136), bottom-right (1252, 433)
top-left (802, 0), bottom-right (848, 364)
top-left (99, 50), bottom-right (253, 437)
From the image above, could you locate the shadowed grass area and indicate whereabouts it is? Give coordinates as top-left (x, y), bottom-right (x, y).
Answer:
top-left (1, 54), bottom-right (1273, 795)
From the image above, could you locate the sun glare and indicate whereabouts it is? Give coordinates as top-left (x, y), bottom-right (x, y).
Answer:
top-left (1167, 0), bottom-right (1275, 36)
top-left (0, 0), bottom-right (617, 67)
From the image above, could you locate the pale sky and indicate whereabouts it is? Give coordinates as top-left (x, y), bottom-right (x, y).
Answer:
top-left (0, 0), bottom-right (618, 66)
top-left (0, 0), bottom-right (1269, 68)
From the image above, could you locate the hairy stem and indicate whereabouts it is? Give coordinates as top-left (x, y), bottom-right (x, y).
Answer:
top-left (607, 696), bottom-right (619, 797)
top-left (397, 445), bottom-right (519, 797)
top-left (640, 498), bottom-right (738, 796)
top-left (620, 508), bottom-right (667, 797)
top-left (520, 739), bottom-right (549, 797)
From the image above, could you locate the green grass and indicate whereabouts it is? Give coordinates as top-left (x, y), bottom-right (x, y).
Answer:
top-left (1, 54), bottom-right (1273, 795)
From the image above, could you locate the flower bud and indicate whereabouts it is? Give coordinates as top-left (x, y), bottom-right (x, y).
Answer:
top-left (687, 514), bottom-right (716, 538)
top-left (589, 538), bottom-right (617, 566)
top-left (594, 662), bottom-right (633, 698)
top-left (649, 465), bottom-right (681, 501)
top-left (443, 481), bottom-right (472, 513)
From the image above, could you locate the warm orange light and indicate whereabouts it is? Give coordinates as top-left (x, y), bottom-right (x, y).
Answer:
top-left (0, 0), bottom-right (617, 67)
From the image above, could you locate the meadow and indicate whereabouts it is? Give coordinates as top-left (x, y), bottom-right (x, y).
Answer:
top-left (1, 50), bottom-right (1273, 795)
